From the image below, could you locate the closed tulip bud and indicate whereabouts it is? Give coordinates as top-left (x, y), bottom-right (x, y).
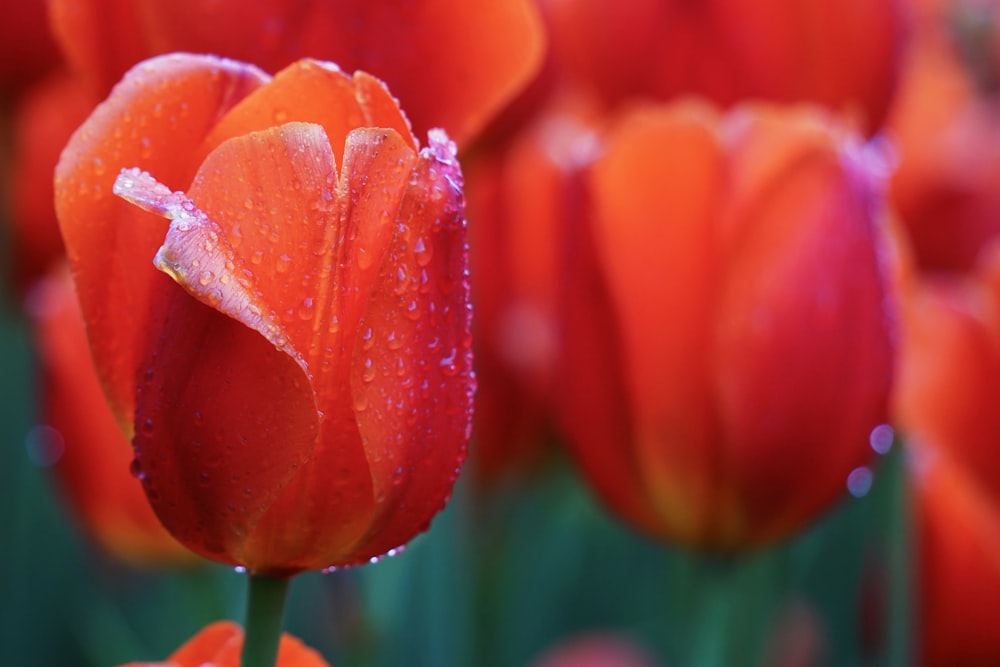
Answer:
top-left (559, 101), bottom-right (896, 549)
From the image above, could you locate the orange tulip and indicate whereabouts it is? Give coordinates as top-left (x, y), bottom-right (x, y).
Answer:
top-left (55, 54), bottom-right (475, 576)
top-left (558, 101), bottom-right (896, 549)
top-left (28, 268), bottom-right (192, 564)
top-left (119, 620), bottom-right (329, 667)
top-left (48, 0), bottom-right (544, 147)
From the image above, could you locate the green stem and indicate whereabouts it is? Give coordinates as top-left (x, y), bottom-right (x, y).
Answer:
top-left (241, 574), bottom-right (291, 667)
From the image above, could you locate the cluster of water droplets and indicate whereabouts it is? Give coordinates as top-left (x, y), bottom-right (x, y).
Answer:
top-left (846, 423), bottom-right (896, 499)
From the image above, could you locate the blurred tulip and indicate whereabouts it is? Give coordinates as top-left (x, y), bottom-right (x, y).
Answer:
top-left (27, 268), bottom-right (193, 565)
top-left (887, 0), bottom-right (1000, 274)
top-left (55, 54), bottom-right (475, 576)
top-left (118, 620), bottom-right (329, 667)
top-left (464, 93), bottom-right (600, 482)
top-left (6, 70), bottom-right (93, 291)
top-left (539, 0), bottom-right (906, 132)
top-left (892, 240), bottom-right (1000, 665)
top-left (48, 0), bottom-right (544, 147)
top-left (559, 101), bottom-right (896, 549)
top-left (0, 0), bottom-right (60, 96)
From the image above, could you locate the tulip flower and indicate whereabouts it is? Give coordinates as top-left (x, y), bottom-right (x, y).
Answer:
top-left (558, 101), bottom-right (896, 549)
top-left (892, 244), bottom-right (1000, 665)
top-left (55, 54), bottom-right (474, 577)
top-left (539, 0), bottom-right (906, 133)
top-left (28, 268), bottom-right (193, 565)
top-left (118, 620), bottom-right (329, 667)
top-left (48, 0), bottom-right (544, 147)
top-left (887, 0), bottom-right (1000, 274)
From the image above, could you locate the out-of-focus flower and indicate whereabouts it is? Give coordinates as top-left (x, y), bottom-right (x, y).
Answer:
top-left (558, 101), bottom-right (896, 549)
top-left (893, 240), bottom-right (1000, 665)
top-left (464, 93), bottom-right (600, 482)
top-left (118, 620), bottom-right (329, 667)
top-left (48, 0), bottom-right (544, 146)
top-left (6, 71), bottom-right (93, 291)
top-left (887, 0), bottom-right (1000, 274)
top-left (55, 54), bottom-right (475, 576)
top-left (539, 0), bottom-right (906, 133)
top-left (0, 0), bottom-right (60, 96)
top-left (27, 268), bottom-right (193, 565)
top-left (527, 633), bottom-right (662, 667)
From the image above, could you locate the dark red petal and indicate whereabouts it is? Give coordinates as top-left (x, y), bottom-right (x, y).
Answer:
top-left (55, 53), bottom-right (268, 429)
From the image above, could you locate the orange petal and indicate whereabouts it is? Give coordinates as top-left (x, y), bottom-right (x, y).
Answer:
top-left (205, 60), bottom-right (416, 173)
top-left (118, 620), bottom-right (331, 667)
top-left (55, 53), bottom-right (268, 430)
top-left (585, 102), bottom-right (724, 543)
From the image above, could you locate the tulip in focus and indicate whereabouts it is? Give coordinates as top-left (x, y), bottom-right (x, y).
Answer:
top-left (118, 620), bottom-right (329, 667)
top-left (55, 54), bottom-right (474, 576)
top-left (559, 101), bottom-right (896, 549)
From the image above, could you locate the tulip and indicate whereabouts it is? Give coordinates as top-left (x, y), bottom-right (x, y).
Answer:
top-left (27, 268), bottom-right (193, 565)
top-left (48, 0), bottom-right (544, 146)
top-left (558, 101), bottom-right (896, 549)
top-left (892, 245), bottom-right (1000, 665)
top-left (887, 0), bottom-right (1000, 274)
top-left (539, 0), bottom-right (906, 132)
top-left (118, 620), bottom-right (329, 667)
top-left (55, 54), bottom-right (475, 576)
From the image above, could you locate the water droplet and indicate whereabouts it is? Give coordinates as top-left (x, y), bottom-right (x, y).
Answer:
top-left (276, 253), bottom-right (292, 273)
top-left (440, 347), bottom-right (458, 375)
top-left (869, 424), bottom-right (894, 455)
top-left (198, 270), bottom-right (214, 286)
top-left (251, 249), bottom-right (264, 265)
top-left (361, 327), bottom-right (374, 350)
top-left (140, 418), bottom-right (154, 435)
top-left (130, 458), bottom-right (147, 481)
top-left (25, 425), bottom-right (64, 467)
top-left (243, 197), bottom-right (254, 210)
top-left (414, 237), bottom-right (432, 266)
top-left (234, 565), bottom-right (248, 574)
top-left (362, 358), bottom-right (376, 383)
top-left (847, 466), bottom-right (874, 498)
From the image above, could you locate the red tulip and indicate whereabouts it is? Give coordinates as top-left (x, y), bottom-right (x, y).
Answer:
top-left (892, 244), bottom-right (1000, 664)
top-left (118, 620), bottom-right (329, 667)
top-left (559, 101), bottom-right (896, 548)
top-left (887, 0), bottom-right (1000, 274)
top-left (55, 54), bottom-right (474, 576)
top-left (539, 0), bottom-right (906, 132)
top-left (48, 0), bottom-right (544, 146)
top-left (28, 268), bottom-right (193, 565)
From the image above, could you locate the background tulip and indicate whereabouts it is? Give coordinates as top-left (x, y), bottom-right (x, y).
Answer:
top-left (119, 620), bottom-right (329, 667)
top-left (55, 54), bottom-right (474, 576)
top-left (559, 101), bottom-right (896, 549)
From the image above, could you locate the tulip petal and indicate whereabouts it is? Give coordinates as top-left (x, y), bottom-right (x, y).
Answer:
top-left (55, 53), bottom-right (268, 431)
top-left (204, 60), bottom-right (416, 174)
top-left (714, 118), bottom-right (893, 543)
top-left (587, 104), bottom-right (725, 543)
top-left (349, 130), bottom-right (475, 559)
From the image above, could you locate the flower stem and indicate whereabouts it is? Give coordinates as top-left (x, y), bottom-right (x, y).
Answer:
top-left (241, 574), bottom-right (291, 667)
